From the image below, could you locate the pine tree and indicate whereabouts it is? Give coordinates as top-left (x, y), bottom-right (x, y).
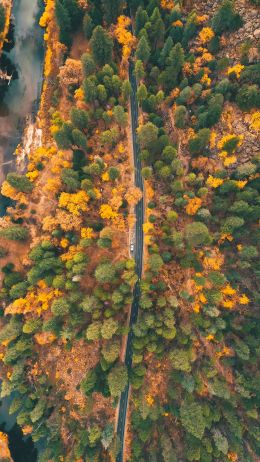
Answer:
top-left (90, 26), bottom-right (113, 67)
top-left (135, 36), bottom-right (151, 63)
top-left (83, 13), bottom-right (94, 39)
top-left (55, 0), bottom-right (72, 46)
top-left (159, 36), bottom-right (173, 67)
top-left (101, 0), bottom-right (123, 24)
top-left (0, 4), bottom-right (5, 33)
top-left (135, 6), bottom-right (149, 35)
top-left (6, 173), bottom-right (33, 193)
top-left (149, 7), bottom-right (165, 49)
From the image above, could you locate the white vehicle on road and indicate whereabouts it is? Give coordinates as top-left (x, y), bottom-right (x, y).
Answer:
top-left (130, 243), bottom-right (134, 254)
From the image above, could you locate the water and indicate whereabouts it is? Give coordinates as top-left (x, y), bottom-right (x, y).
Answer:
top-left (0, 0), bottom-right (44, 458)
top-left (0, 0), bottom-right (44, 184)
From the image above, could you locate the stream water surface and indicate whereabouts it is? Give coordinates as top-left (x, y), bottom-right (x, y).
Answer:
top-left (0, 0), bottom-right (44, 459)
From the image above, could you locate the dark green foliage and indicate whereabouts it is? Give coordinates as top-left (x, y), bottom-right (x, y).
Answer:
top-left (212, 0), bottom-right (243, 35)
top-left (83, 12), bottom-right (94, 39)
top-left (7, 173), bottom-right (33, 193)
top-left (188, 129), bottom-right (211, 156)
top-left (0, 225), bottom-right (29, 241)
top-left (135, 36), bottom-right (151, 63)
top-left (174, 105), bottom-right (187, 128)
top-left (61, 168), bottom-right (80, 192)
top-left (81, 52), bottom-right (96, 76)
top-left (160, 43), bottom-right (184, 91)
top-left (185, 222), bottom-right (211, 247)
top-left (55, 0), bottom-right (82, 46)
top-left (236, 84), bottom-right (260, 111)
top-left (70, 107), bottom-right (89, 131)
top-left (90, 26), bottom-right (113, 67)
top-left (95, 262), bottom-right (116, 284)
top-left (180, 400), bottom-right (206, 439)
top-left (101, 0), bottom-right (123, 23)
top-left (0, 4), bottom-right (6, 33)
top-left (72, 129), bottom-right (88, 149)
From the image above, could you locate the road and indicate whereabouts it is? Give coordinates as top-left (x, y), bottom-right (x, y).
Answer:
top-left (116, 61), bottom-right (144, 461)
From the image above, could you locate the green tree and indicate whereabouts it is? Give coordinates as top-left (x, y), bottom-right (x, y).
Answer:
top-left (174, 105), bottom-right (188, 129)
top-left (95, 263), bottom-right (116, 284)
top-left (101, 0), bottom-right (123, 23)
top-left (169, 349), bottom-right (191, 372)
top-left (236, 84), bottom-right (260, 111)
top-left (0, 4), bottom-right (6, 33)
top-left (86, 321), bottom-right (102, 341)
top-left (51, 297), bottom-right (70, 316)
top-left (81, 369), bottom-right (97, 395)
top-left (72, 129), bottom-right (87, 149)
top-left (55, 0), bottom-right (71, 46)
top-left (108, 364), bottom-right (128, 397)
top-left (70, 107), bottom-right (89, 130)
top-left (101, 319), bottom-right (119, 340)
top-left (6, 173), bottom-right (33, 193)
top-left (135, 6), bottom-right (149, 35)
top-left (61, 168), bottom-right (80, 192)
top-left (122, 80), bottom-right (132, 102)
top-left (212, 0), bottom-right (243, 35)
top-left (137, 84), bottom-right (148, 104)
top-left (160, 43), bottom-right (184, 91)
top-left (90, 26), bottom-right (113, 67)
top-left (108, 167), bottom-right (120, 181)
top-left (81, 52), bottom-right (96, 76)
top-left (0, 225), bottom-right (29, 241)
top-left (188, 128), bottom-right (211, 156)
top-left (134, 60), bottom-right (145, 81)
top-left (141, 166), bottom-right (153, 179)
top-left (83, 75), bottom-right (98, 103)
top-left (113, 105), bottom-right (128, 128)
top-left (102, 341), bottom-right (120, 363)
top-left (185, 222), bottom-right (211, 247)
top-left (137, 122), bottom-right (158, 148)
top-left (135, 36), bottom-right (151, 63)
top-left (149, 7), bottom-right (165, 49)
top-left (83, 12), bottom-right (94, 39)
top-left (180, 400), bottom-right (206, 439)
top-left (159, 36), bottom-right (173, 67)
top-left (148, 254), bottom-right (164, 273)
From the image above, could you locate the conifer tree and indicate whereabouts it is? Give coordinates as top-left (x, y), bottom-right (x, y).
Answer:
top-left (90, 26), bottom-right (113, 67)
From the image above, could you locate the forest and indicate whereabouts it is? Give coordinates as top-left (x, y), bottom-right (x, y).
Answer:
top-left (0, 0), bottom-right (259, 461)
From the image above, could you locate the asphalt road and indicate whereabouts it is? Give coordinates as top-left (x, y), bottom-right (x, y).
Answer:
top-left (116, 61), bottom-right (144, 462)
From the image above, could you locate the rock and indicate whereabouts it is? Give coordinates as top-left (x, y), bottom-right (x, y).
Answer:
top-left (253, 28), bottom-right (260, 39)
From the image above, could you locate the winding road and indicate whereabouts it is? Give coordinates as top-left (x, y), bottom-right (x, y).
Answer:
top-left (116, 61), bottom-right (144, 461)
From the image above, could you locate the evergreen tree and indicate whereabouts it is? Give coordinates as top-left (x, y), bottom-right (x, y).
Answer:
top-left (83, 12), bottom-right (94, 39)
top-left (160, 42), bottom-right (184, 91)
top-left (81, 52), bottom-right (96, 76)
top-left (148, 7), bottom-right (165, 49)
top-left (212, 0), bottom-right (243, 34)
top-left (70, 107), bottom-right (89, 131)
top-left (159, 36), bottom-right (173, 67)
top-left (6, 173), bottom-right (33, 193)
top-left (135, 6), bottom-right (149, 35)
top-left (55, 0), bottom-right (72, 46)
top-left (0, 4), bottom-right (5, 33)
top-left (101, 0), bottom-right (123, 24)
top-left (135, 36), bottom-right (151, 63)
top-left (90, 26), bottom-right (113, 67)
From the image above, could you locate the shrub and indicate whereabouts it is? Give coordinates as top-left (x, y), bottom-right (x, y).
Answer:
top-left (0, 226), bottom-right (29, 241)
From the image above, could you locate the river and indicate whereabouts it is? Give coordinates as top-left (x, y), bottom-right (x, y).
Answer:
top-left (0, 0), bottom-right (44, 459)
